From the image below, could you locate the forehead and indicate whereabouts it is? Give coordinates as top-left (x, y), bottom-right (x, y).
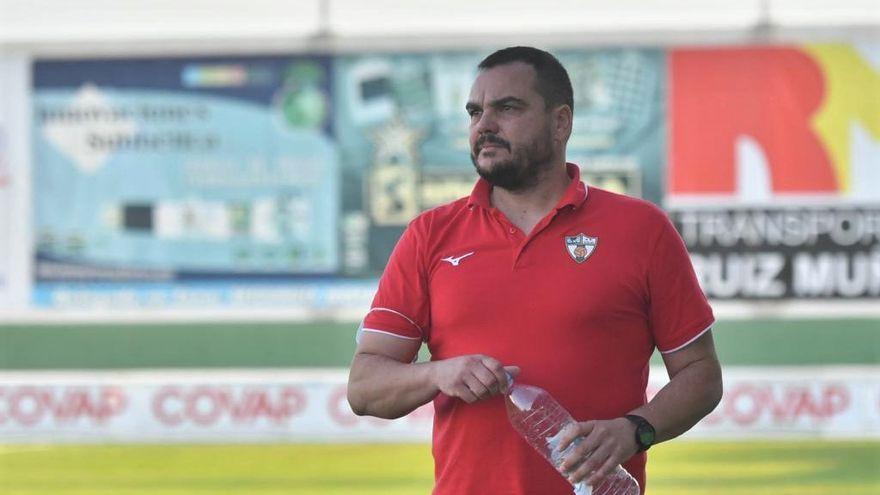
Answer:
top-left (469, 62), bottom-right (540, 103)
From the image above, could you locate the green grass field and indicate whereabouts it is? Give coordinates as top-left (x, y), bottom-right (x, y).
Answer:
top-left (1, 441), bottom-right (877, 494)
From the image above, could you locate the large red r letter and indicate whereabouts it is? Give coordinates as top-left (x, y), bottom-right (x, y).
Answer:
top-left (670, 47), bottom-right (837, 195)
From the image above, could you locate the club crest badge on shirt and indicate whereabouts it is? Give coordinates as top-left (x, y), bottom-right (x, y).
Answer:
top-left (565, 233), bottom-right (598, 264)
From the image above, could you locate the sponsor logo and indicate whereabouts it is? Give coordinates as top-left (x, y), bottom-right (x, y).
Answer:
top-left (440, 252), bottom-right (474, 266)
top-left (0, 386), bottom-right (127, 426)
top-left (152, 386), bottom-right (307, 426)
top-left (670, 46), bottom-right (879, 200)
top-left (701, 383), bottom-right (851, 427)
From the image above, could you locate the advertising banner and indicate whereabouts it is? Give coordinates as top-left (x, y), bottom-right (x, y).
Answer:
top-left (32, 56), bottom-right (340, 308)
top-left (1, 367), bottom-right (877, 443)
top-left (668, 44), bottom-right (880, 299)
top-left (0, 370), bottom-right (434, 443)
top-left (32, 49), bottom-right (665, 310)
top-left (0, 115), bottom-right (9, 308)
top-left (0, 56), bottom-right (21, 309)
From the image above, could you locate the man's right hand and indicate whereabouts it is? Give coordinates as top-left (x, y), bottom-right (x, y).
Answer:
top-left (348, 331), bottom-right (519, 419)
top-left (431, 355), bottom-right (520, 403)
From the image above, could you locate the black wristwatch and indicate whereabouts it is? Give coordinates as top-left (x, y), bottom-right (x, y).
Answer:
top-left (624, 414), bottom-right (656, 452)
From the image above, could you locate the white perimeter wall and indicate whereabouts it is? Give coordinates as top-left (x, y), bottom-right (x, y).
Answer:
top-left (1, 1), bottom-right (877, 55)
top-left (0, 367), bottom-right (878, 443)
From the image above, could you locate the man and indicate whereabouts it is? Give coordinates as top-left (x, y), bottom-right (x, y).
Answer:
top-left (347, 46), bottom-right (722, 494)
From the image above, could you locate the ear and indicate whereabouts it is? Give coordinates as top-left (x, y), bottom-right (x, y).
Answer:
top-left (553, 104), bottom-right (573, 144)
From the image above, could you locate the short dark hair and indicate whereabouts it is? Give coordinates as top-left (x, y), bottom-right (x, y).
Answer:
top-left (478, 46), bottom-right (573, 113)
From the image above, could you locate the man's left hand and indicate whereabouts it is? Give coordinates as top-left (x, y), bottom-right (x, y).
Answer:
top-left (556, 417), bottom-right (638, 487)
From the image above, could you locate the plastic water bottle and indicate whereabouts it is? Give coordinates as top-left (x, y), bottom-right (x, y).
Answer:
top-left (505, 376), bottom-right (640, 495)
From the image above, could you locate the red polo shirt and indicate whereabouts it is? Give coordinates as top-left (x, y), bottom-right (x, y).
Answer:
top-left (361, 164), bottom-right (714, 495)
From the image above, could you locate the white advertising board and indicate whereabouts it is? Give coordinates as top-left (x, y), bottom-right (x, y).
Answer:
top-left (0, 367), bottom-right (877, 443)
top-left (0, 54), bottom-right (29, 310)
top-left (0, 58), bottom-right (13, 308)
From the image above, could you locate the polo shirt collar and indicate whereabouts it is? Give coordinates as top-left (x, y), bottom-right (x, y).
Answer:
top-left (467, 162), bottom-right (589, 210)
top-left (555, 163), bottom-right (589, 210)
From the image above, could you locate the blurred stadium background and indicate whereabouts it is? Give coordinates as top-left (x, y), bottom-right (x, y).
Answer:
top-left (0, 0), bottom-right (878, 493)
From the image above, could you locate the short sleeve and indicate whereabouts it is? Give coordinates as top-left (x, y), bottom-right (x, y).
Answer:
top-left (359, 222), bottom-right (431, 342)
top-left (647, 213), bottom-right (714, 353)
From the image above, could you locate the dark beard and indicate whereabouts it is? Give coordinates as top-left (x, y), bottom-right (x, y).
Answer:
top-left (470, 133), bottom-right (554, 192)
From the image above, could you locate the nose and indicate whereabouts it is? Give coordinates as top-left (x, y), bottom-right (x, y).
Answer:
top-left (472, 109), bottom-right (499, 135)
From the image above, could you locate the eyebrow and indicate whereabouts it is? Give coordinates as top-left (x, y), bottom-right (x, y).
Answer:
top-left (465, 96), bottom-right (528, 113)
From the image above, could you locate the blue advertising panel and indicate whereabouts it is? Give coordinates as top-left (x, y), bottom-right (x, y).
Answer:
top-left (33, 56), bottom-right (340, 306)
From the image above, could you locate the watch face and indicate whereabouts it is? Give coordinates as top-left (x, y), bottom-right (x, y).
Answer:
top-left (637, 425), bottom-right (655, 446)
top-left (626, 415), bottom-right (655, 451)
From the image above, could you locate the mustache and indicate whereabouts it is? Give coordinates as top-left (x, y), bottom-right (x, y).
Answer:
top-left (475, 134), bottom-right (510, 152)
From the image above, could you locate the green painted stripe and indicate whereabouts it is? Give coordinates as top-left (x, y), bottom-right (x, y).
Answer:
top-left (0, 322), bottom-right (357, 369)
top-left (705, 318), bottom-right (879, 367)
top-left (0, 319), bottom-right (877, 369)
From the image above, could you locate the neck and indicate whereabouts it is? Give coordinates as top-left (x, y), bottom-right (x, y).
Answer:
top-left (490, 161), bottom-right (571, 233)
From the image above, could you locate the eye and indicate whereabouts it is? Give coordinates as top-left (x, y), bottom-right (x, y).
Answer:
top-left (468, 109), bottom-right (481, 118)
top-left (501, 104), bottom-right (514, 111)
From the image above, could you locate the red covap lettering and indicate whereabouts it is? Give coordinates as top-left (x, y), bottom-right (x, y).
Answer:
top-left (717, 382), bottom-right (850, 426)
top-left (152, 385), bottom-right (307, 426)
top-left (0, 386), bottom-right (128, 426)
